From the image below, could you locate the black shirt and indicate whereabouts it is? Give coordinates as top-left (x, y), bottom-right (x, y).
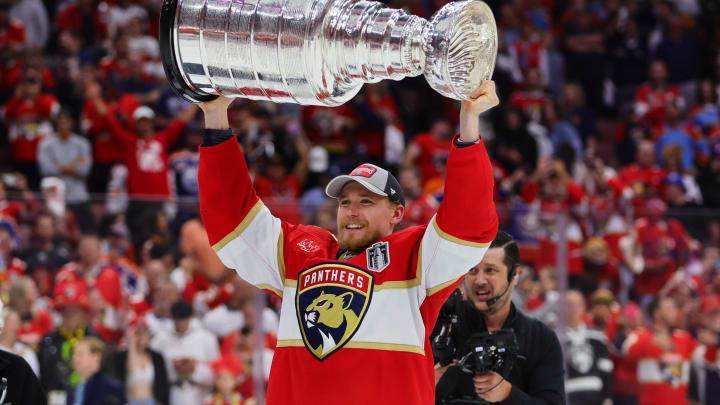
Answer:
top-left (0, 349), bottom-right (47, 405)
top-left (434, 296), bottom-right (566, 404)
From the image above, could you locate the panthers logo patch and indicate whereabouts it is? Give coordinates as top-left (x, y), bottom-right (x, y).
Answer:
top-left (296, 263), bottom-right (374, 361)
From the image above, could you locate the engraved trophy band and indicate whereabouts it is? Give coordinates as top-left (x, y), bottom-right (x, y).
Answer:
top-left (160, 0), bottom-right (497, 106)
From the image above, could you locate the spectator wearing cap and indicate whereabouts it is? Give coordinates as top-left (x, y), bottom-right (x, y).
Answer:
top-left (88, 84), bottom-right (198, 252)
top-left (688, 295), bottom-right (720, 405)
top-left (38, 108), bottom-right (95, 232)
top-left (56, 234), bottom-right (137, 344)
top-left (204, 355), bottom-right (246, 405)
top-left (69, 336), bottom-right (126, 405)
top-left (19, 211), bottom-right (72, 294)
top-left (37, 278), bottom-right (102, 400)
top-left (150, 300), bottom-right (219, 405)
top-left (110, 315), bottom-right (169, 405)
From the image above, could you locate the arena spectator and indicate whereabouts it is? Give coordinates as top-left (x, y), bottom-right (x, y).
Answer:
top-left (398, 165), bottom-right (439, 227)
top-left (55, 0), bottom-right (107, 48)
top-left (634, 61), bottom-right (685, 132)
top-left (402, 114), bottom-right (453, 188)
top-left (69, 336), bottom-right (126, 405)
top-left (564, 290), bottom-right (613, 405)
top-left (688, 295), bottom-right (720, 405)
top-left (38, 278), bottom-right (102, 399)
top-left (110, 316), bottom-right (170, 405)
top-left (204, 355), bottom-right (246, 405)
top-left (150, 300), bottom-right (219, 405)
top-left (8, 0), bottom-right (47, 48)
top-left (0, 221), bottom-right (24, 285)
top-left (38, 108), bottom-right (94, 232)
top-left (7, 277), bottom-right (53, 348)
top-left (0, 307), bottom-right (39, 376)
top-left (19, 212), bottom-right (72, 290)
top-left (623, 296), bottom-right (696, 405)
top-left (2, 71), bottom-right (60, 189)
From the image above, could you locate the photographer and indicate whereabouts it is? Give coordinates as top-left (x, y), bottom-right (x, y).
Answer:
top-left (434, 231), bottom-right (566, 404)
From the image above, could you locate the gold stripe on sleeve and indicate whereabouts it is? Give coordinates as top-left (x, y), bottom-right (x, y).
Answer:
top-left (432, 218), bottom-right (491, 248)
top-left (277, 230), bottom-right (286, 282)
top-left (212, 200), bottom-right (265, 251)
top-left (256, 283), bottom-right (283, 297)
top-left (427, 275), bottom-right (464, 296)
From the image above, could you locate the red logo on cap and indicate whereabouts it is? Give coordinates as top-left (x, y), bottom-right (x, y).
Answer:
top-left (350, 165), bottom-right (377, 178)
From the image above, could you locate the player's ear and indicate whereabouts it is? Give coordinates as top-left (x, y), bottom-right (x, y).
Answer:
top-left (389, 201), bottom-right (404, 226)
top-left (339, 292), bottom-right (353, 310)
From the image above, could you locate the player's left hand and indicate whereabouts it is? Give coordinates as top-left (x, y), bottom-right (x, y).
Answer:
top-left (473, 371), bottom-right (512, 402)
top-left (461, 80), bottom-right (499, 117)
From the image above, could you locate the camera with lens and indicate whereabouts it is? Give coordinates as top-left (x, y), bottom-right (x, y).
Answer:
top-left (456, 329), bottom-right (519, 376)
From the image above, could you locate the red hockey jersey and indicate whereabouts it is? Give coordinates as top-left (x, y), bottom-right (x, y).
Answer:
top-left (199, 135), bottom-right (497, 405)
top-left (623, 327), bottom-right (697, 405)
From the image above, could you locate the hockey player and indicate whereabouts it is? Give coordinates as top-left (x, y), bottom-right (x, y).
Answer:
top-left (197, 81), bottom-right (500, 405)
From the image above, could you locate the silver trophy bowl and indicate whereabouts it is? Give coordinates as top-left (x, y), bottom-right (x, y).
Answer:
top-left (160, 0), bottom-right (497, 105)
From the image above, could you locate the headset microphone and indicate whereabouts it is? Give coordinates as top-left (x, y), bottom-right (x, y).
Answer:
top-left (482, 269), bottom-right (517, 307)
top-left (483, 282), bottom-right (512, 307)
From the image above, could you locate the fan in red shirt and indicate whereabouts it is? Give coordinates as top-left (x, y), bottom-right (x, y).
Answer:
top-left (619, 140), bottom-right (667, 205)
top-left (403, 115), bottom-right (454, 187)
top-left (634, 61), bottom-right (685, 133)
top-left (0, 0), bottom-right (25, 60)
top-left (508, 67), bottom-right (549, 123)
top-left (2, 73), bottom-right (60, 189)
top-left (55, 0), bottom-right (107, 47)
top-left (88, 83), bottom-right (197, 199)
top-left (632, 198), bottom-right (691, 298)
top-left (622, 296), bottom-right (696, 405)
top-left (82, 79), bottom-right (140, 192)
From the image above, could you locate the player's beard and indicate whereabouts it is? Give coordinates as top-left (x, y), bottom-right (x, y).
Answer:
top-left (337, 220), bottom-right (377, 254)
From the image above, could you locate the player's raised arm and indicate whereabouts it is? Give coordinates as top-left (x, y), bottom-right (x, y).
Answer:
top-left (197, 97), bottom-right (286, 297)
top-left (420, 80), bottom-right (500, 297)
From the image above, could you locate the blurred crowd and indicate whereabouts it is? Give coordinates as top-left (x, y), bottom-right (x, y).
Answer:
top-left (1, 0), bottom-right (720, 404)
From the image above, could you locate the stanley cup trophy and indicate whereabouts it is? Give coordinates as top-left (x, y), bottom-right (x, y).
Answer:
top-left (160, 0), bottom-right (497, 106)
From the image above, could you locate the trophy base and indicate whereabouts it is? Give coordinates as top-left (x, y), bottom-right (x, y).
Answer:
top-left (160, 0), bottom-right (218, 103)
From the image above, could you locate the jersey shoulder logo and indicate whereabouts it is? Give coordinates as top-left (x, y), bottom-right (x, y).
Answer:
top-left (350, 165), bottom-right (377, 178)
top-left (296, 263), bottom-right (374, 361)
top-left (366, 241), bottom-right (390, 272)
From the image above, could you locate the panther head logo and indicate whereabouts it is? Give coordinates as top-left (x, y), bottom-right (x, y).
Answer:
top-left (296, 264), bottom-right (374, 361)
top-left (304, 291), bottom-right (359, 357)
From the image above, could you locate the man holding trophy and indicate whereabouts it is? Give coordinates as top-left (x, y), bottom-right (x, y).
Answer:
top-left (162, 0), bottom-right (505, 403)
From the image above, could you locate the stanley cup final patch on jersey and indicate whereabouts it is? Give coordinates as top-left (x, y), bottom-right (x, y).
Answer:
top-left (366, 241), bottom-right (390, 272)
top-left (296, 263), bottom-right (375, 361)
